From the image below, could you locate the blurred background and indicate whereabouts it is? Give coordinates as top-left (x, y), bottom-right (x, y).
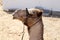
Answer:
top-left (2, 0), bottom-right (60, 17)
top-left (0, 0), bottom-right (60, 40)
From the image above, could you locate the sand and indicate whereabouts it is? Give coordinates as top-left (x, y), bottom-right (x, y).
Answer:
top-left (0, 7), bottom-right (29, 40)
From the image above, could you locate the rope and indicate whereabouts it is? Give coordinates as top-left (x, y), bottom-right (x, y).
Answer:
top-left (29, 17), bottom-right (41, 27)
top-left (21, 25), bottom-right (25, 40)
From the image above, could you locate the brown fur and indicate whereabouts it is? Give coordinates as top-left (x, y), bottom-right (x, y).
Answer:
top-left (13, 8), bottom-right (44, 40)
top-left (13, 8), bottom-right (43, 27)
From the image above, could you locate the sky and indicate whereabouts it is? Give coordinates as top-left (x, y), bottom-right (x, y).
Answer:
top-left (3, 0), bottom-right (60, 11)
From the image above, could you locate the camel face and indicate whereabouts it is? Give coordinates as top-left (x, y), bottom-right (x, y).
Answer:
top-left (13, 10), bottom-right (27, 22)
top-left (13, 8), bottom-right (43, 27)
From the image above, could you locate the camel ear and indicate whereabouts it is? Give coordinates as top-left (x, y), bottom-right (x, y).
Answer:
top-left (37, 12), bottom-right (42, 17)
top-left (26, 8), bottom-right (30, 15)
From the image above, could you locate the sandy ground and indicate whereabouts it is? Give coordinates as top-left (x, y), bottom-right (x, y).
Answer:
top-left (0, 0), bottom-right (2, 6)
top-left (43, 17), bottom-right (60, 40)
top-left (0, 5), bottom-right (60, 40)
top-left (0, 6), bottom-right (29, 40)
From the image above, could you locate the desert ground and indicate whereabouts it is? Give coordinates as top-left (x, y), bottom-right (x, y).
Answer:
top-left (43, 17), bottom-right (60, 40)
top-left (0, 6), bottom-right (30, 40)
top-left (0, 1), bottom-right (60, 40)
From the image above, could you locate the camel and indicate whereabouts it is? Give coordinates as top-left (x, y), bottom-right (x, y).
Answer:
top-left (13, 8), bottom-right (44, 40)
